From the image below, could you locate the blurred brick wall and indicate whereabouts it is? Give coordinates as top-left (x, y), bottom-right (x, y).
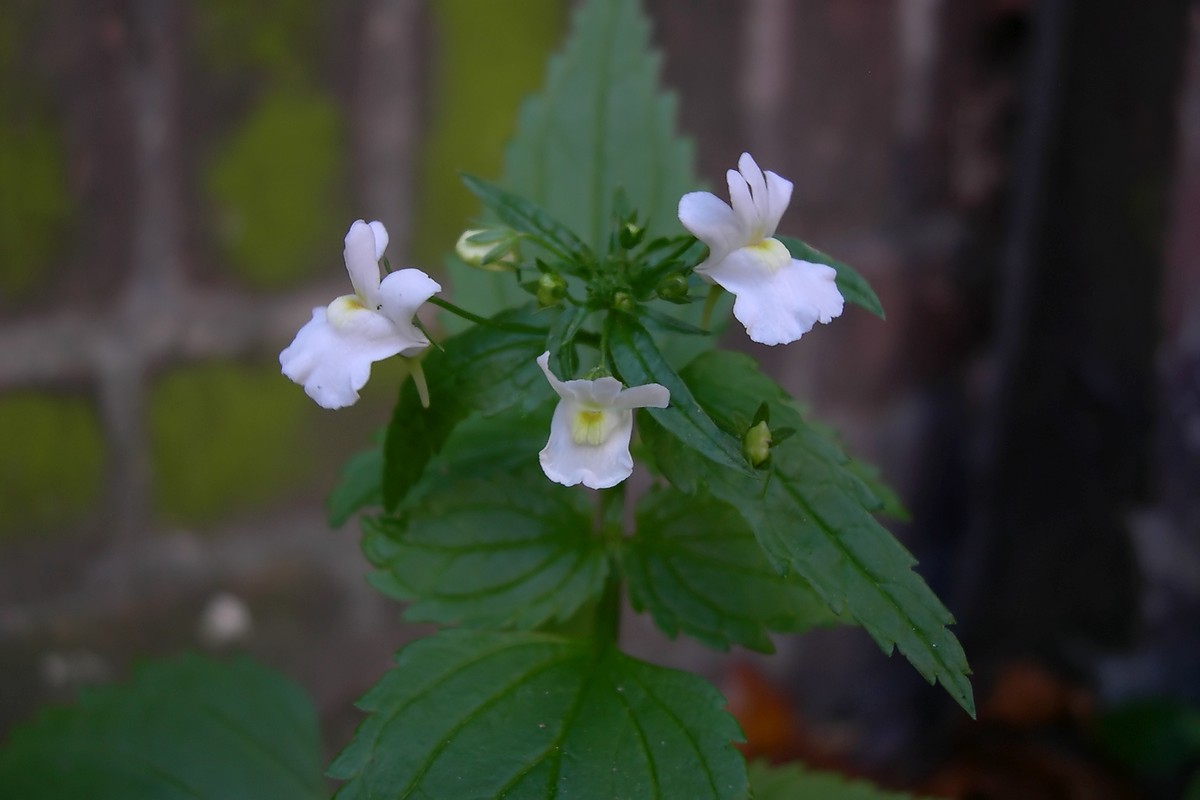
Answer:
top-left (1, 0), bottom-right (1197, 774)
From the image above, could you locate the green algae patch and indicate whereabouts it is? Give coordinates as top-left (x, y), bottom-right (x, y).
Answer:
top-left (0, 4), bottom-right (70, 301)
top-left (0, 394), bottom-right (104, 536)
top-left (206, 89), bottom-right (346, 289)
top-left (193, 0), bottom-right (325, 84)
top-left (150, 363), bottom-right (315, 524)
top-left (0, 120), bottom-right (68, 299)
top-left (413, 0), bottom-right (565, 266)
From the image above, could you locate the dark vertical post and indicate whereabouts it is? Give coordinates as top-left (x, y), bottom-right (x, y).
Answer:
top-left (959, 0), bottom-right (1191, 659)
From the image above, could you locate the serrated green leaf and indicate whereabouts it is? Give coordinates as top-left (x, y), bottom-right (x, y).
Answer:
top-left (329, 630), bottom-right (748, 799)
top-left (503, 0), bottom-right (695, 254)
top-left (749, 760), bottom-right (925, 800)
top-left (607, 313), bottom-right (751, 476)
top-left (624, 487), bottom-right (839, 653)
top-left (454, 0), bottom-right (698, 322)
top-left (327, 444), bottom-right (383, 528)
top-left (778, 235), bottom-right (885, 319)
top-left (844, 457), bottom-right (911, 522)
top-left (643, 351), bottom-right (974, 717)
top-left (363, 471), bottom-right (607, 630)
top-left (0, 655), bottom-right (325, 800)
top-left (462, 173), bottom-right (593, 268)
top-left (383, 308), bottom-right (548, 510)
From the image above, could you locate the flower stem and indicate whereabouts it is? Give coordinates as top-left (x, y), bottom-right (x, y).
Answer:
top-left (700, 284), bottom-right (725, 331)
top-left (593, 484), bottom-right (626, 645)
top-left (428, 296), bottom-right (546, 334)
top-left (595, 573), bottom-right (622, 646)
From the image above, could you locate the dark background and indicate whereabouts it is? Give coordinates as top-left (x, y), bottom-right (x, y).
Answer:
top-left (1, 1), bottom-right (1197, 797)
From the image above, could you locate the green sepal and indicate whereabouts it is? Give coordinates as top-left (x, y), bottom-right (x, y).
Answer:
top-left (777, 235), bottom-right (885, 319)
top-left (328, 630), bottom-right (748, 799)
top-left (606, 313), bottom-right (751, 475)
top-left (622, 487), bottom-right (840, 653)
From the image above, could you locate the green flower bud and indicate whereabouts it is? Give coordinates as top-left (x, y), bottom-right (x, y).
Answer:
top-left (536, 273), bottom-right (568, 307)
top-left (744, 420), bottom-right (772, 467)
top-left (455, 228), bottom-right (517, 272)
top-left (612, 291), bottom-right (636, 314)
top-left (655, 272), bottom-right (689, 303)
top-left (618, 221), bottom-right (645, 249)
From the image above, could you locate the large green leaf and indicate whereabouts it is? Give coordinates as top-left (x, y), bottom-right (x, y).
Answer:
top-left (329, 630), bottom-right (747, 799)
top-left (453, 0), bottom-right (697, 319)
top-left (383, 308), bottom-right (548, 510)
top-left (778, 235), bottom-right (885, 319)
top-left (643, 351), bottom-right (975, 717)
top-left (624, 487), bottom-right (840, 653)
top-left (363, 471), bottom-right (606, 630)
top-left (327, 443), bottom-right (383, 528)
top-left (607, 313), bottom-right (751, 475)
top-left (749, 760), bottom-right (923, 800)
top-left (0, 656), bottom-right (325, 800)
top-left (504, 0), bottom-right (694, 252)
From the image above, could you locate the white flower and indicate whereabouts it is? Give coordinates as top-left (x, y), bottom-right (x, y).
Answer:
top-left (678, 152), bottom-right (844, 346)
top-left (280, 220), bottom-right (441, 409)
top-left (536, 352), bottom-right (670, 490)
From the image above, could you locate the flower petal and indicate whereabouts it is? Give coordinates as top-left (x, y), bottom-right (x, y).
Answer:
top-left (536, 351), bottom-right (571, 400)
top-left (612, 382), bottom-right (669, 410)
top-left (343, 220), bottom-right (383, 307)
top-left (280, 304), bottom-right (409, 409)
top-left (705, 246), bottom-right (844, 346)
top-left (762, 168), bottom-right (793, 238)
top-left (377, 268), bottom-right (441, 356)
top-left (368, 220), bottom-right (389, 259)
top-left (737, 152), bottom-right (769, 227)
top-left (678, 191), bottom-right (745, 264)
top-left (726, 167), bottom-right (758, 238)
top-left (539, 402), bottom-right (635, 490)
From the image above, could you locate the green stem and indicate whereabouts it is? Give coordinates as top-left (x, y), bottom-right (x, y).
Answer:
top-left (595, 572), bottom-right (622, 646)
top-left (700, 284), bottom-right (725, 331)
top-left (661, 236), bottom-right (698, 264)
top-left (593, 483), bottom-right (626, 646)
top-left (428, 297), bottom-right (546, 334)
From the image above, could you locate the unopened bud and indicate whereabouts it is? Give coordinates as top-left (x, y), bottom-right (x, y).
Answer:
top-left (612, 291), bottom-right (636, 314)
top-left (536, 273), bottom-right (568, 307)
top-left (455, 229), bottom-right (517, 271)
top-left (618, 221), bottom-right (645, 249)
top-left (655, 272), bottom-right (689, 303)
top-left (744, 420), bottom-right (772, 467)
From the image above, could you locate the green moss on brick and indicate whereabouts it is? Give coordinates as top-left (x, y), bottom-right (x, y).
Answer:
top-left (193, 0), bottom-right (324, 84)
top-left (0, 1), bottom-right (70, 300)
top-left (413, 0), bottom-right (565, 266)
top-left (205, 89), bottom-right (346, 289)
top-left (150, 363), bottom-right (315, 524)
top-left (0, 394), bottom-right (104, 536)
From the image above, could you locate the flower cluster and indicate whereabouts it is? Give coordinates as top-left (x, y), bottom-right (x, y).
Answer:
top-left (280, 154), bottom-right (843, 488)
